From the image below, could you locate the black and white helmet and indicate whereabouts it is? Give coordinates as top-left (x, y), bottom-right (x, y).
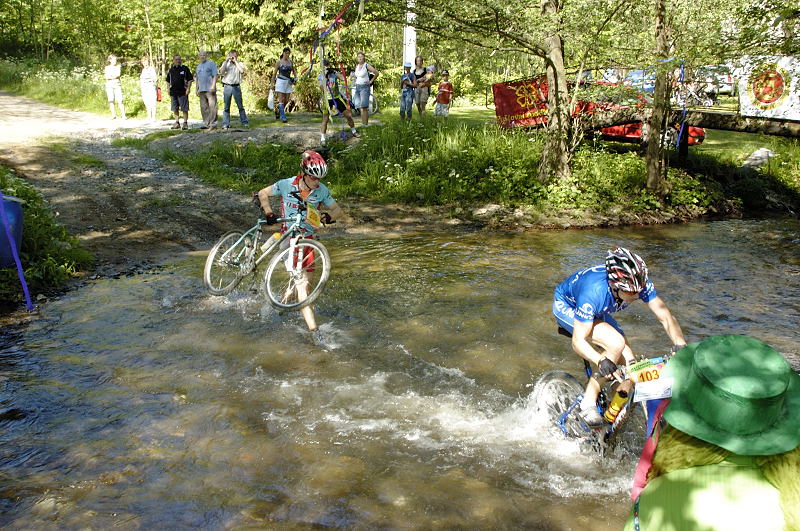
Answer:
top-left (606, 247), bottom-right (649, 292)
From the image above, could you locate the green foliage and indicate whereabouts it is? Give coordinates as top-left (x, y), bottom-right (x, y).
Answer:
top-left (326, 117), bottom-right (543, 204)
top-left (681, 132), bottom-right (800, 212)
top-left (111, 129), bottom-right (183, 150)
top-left (0, 166), bottom-right (93, 307)
top-left (159, 140), bottom-right (301, 192)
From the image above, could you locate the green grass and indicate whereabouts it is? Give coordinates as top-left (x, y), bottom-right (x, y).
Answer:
top-left (680, 129), bottom-right (800, 210)
top-left (693, 129), bottom-right (774, 161)
top-left (142, 195), bottom-right (182, 208)
top-left (111, 129), bottom-right (184, 149)
top-left (159, 140), bottom-right (302, 192)
top-left (0, 166), bottom-right (93, 307)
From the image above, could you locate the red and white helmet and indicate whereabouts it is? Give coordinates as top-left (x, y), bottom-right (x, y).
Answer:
top-left (606, 247), bottom-right (649, 292)
top-left (300, 150), bottom-right (328, 179)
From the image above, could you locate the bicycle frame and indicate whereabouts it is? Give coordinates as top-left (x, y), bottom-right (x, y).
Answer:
top-left (216, 211), bottom-right (309, 277)
top-left (554, 356), bottom-right (667, 454)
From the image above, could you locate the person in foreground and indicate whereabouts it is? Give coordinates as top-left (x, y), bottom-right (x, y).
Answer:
top-left (552, 247), bottom-right (686, 426)
top-left (625, 334), bottom-right (800, 531)
top-left (256, 151), bottom-right (343, 335)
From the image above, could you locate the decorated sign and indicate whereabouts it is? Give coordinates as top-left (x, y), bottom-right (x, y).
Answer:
top-left (492, 77), bottom-right (549, 129)
top-left (738, 56), bottom-right (800, 121)
top-left (306, 203), bottom-right (322, 228)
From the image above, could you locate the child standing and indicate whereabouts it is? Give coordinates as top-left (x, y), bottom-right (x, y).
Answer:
top-left (434, 69), bottom-right (453, 117)
top-left (399, 62), bottom-right (416, 121)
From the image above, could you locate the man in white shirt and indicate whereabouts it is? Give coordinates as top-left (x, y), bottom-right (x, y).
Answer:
top-left (219, 50), bottom-right (249, 130)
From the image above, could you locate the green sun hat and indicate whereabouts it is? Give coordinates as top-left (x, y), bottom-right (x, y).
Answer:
top-left (663, 334), bottom-right (800, 455)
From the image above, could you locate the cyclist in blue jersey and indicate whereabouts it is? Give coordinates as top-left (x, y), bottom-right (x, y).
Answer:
top-left (552, 247), bottom-right (686, 426)
top-left (256, 151), bottom-right (343, 335)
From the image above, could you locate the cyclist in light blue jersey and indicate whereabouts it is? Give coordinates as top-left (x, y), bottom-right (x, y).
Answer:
top-left (552, 247), bottom-right (686, 426)
top-left (256, 151), bottom-right (343, 334)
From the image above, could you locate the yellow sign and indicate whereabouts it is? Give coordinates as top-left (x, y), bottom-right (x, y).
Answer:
top-left (306, 203), bottom-right (322, 228)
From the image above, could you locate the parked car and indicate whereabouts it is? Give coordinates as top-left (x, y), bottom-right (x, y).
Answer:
top-left (492, 76), bottom-right (705, 146)
top-left (600, 122), bottom-right (706, 146)
top-left (624, 69), bottom-right (656, 93)
top-left (575, 81), bottom-right (705, 145)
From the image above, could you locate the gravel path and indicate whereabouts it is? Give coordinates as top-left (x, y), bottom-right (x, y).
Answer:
top-left (0, 92), bottom-right (474, 280)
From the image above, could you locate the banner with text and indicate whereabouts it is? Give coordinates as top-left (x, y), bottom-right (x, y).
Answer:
top-left (738, 56), bottom-right (800, 121)
top-left (492, 77), bottom-right (549, 129)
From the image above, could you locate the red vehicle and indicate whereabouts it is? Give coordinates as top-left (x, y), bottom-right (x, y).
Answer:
top-left (492, 77), bottom-right (705, 145)
top-left (600, 122), bottom-right (705, 146)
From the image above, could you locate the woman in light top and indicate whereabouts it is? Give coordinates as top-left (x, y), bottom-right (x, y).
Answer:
top-left (351, 51), bottom-right (379, 126)
top-left (139, 56), bottom-right (158, 122)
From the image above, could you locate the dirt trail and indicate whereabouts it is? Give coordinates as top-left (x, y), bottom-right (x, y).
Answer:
top-left (0, 92), bottom-right (473, 280)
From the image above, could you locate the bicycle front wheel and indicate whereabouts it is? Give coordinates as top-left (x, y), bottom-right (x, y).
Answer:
top-left (531, 370), bottom-right (588, 438)
top-left (263, 239), bottom-right (331, 311)
top-left (204, 231), bottom-right (251, 295)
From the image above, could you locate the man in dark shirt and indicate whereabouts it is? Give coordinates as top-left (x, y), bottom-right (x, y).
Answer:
top-left (165, 54), bottom-right (193, 130)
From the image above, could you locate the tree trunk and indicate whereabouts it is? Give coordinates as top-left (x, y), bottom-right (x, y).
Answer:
top-left (538, 0), bottom-right (572, 183)
top-left (645, 0), bottom-right (671, 195)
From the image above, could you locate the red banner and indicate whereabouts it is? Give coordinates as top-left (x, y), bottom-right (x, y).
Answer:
top-left (492, 77), bottom-right (549, 129)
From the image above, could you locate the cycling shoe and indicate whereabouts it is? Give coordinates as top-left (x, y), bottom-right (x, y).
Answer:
top-left (578, 403), bottom-right (607, 428)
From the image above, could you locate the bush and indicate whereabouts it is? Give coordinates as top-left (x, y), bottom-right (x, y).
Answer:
top-left (0, 166), bottom-right (93, 307)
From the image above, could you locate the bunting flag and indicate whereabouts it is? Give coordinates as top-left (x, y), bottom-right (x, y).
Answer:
top-left (738, 56), bottom-right (800, 121)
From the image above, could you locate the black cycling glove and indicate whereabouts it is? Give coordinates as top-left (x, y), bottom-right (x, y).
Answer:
top-left (321, 212), bottom-right (333, 225)
top-left (598, 357), bottom-right (619, 378)
top-left (263, 212), bottom-right (279, 225)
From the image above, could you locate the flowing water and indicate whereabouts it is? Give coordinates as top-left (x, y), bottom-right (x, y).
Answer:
top-left (1, 218), bottom-right (799, 529)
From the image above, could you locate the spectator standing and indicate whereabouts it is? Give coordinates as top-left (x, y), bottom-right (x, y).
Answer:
top-left (625, 335), bottom-right (800, 531)
top-left (195, 51), bottom-right (218, 130)
top-left (352, 51), bottom-right (379, 126)
top-left (318, 59), bottom-right (358, 144)
top-left (412, 55), bottom-right (432, 116)
top-left (272, 47), bottom-right (296, 123)
top-left (166, 54), bottom-right (193, 130)
top-left (434, 69), bottom-right (453, 117)
top-left (219, 50), bottom-right (249, 130)
top-left (399, 62), bottom-right (415, 121)
top-left (139, 56), bottom-right (158, 122)
top-left (104, 54), bottom-right (126, 120)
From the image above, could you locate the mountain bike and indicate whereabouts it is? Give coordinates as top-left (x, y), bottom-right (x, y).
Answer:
top-left (203, 191), bottom-right (331, 311)
top-left (531, 327), bottom-right (670, 456)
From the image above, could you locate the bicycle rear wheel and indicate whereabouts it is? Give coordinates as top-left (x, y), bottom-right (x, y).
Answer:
top-left (531, 371), bottom-right (589, 438)
top-left (204, 231), bottom-right (252, 295)
top-left (263, 239), bottom-right (331, 311)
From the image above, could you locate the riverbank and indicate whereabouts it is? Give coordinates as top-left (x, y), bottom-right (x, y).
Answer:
top-left (0, 92), bottom-right (797, 318)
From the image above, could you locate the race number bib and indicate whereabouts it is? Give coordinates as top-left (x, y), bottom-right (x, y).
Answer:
top-left (306, 203), bottom-right (322, 228)
top-left (629, 357), bottom-right (666, 383)
top-left (630, 357), bottom-right (673, 402)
